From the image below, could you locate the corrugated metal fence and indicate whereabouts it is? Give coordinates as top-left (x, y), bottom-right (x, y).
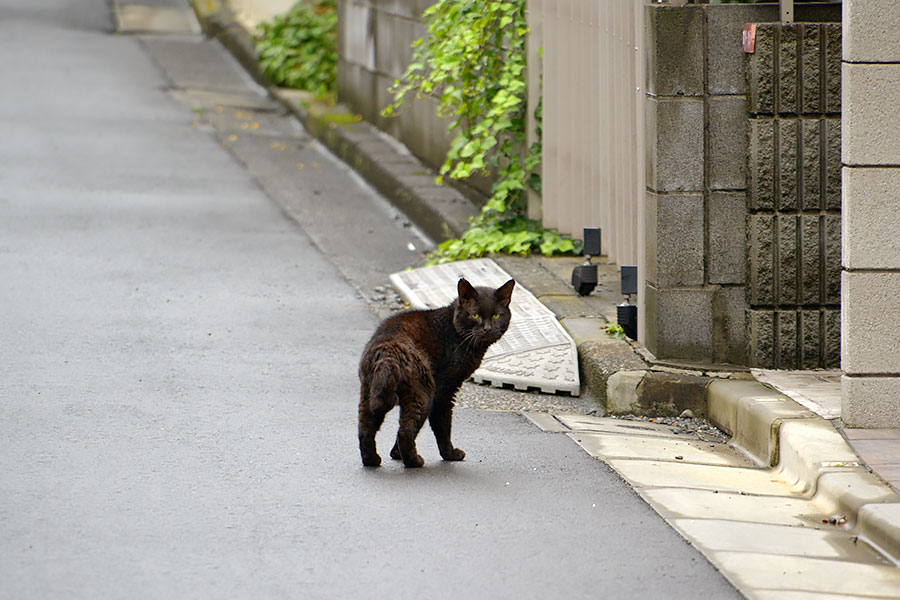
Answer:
top-left (530, 0), bottom-right (644, 268)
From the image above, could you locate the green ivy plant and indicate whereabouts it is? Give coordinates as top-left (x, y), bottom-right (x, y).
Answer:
top-left (382, 0), bottom-right (578, 264)
top-left (254, 0), bottom-right (337, 97)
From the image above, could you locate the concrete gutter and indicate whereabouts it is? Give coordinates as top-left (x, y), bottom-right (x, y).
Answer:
top-left (187, 1), bottom-right (900, 565)
top-left (707, 379), bottom-right (900, 562)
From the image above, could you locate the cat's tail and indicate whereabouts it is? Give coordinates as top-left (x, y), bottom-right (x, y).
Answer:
top-left (367, 354), bottom-right (399, 413)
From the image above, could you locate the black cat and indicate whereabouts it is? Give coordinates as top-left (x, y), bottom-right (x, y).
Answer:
top-left (358, 278), bottom-right (515, 467)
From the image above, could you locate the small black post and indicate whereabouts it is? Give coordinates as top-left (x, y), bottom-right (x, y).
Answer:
top-left (571, 228), bottom-right (601, 296)
top-left (618, 266), bottom-right (638, 340)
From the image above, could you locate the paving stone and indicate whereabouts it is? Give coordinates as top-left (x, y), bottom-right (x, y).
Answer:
top-left (570, 433), bottom-right (745, 467)
top-left (605, 460), bottom-right (792, 496)
top-left (642, 488), bottom-right (822, 528)
top-left (714, 552), bottom-right (900, 598)
top-left (555, 415), bottom-right (677, 438)
top-left (674, 519), bottom-right (878, 562)
top-left (751, 369), bottom-right (841, 420)
top-left (844, 440), bottom-right (900, 467)
top-left (865, 465), bottom-right (900, 487)
top-left (520, 411), bottom-right (570, 433)
top-left (844, 429), bottom-right (900, 441)
top-left (753, 592), bottom-right (885, 600)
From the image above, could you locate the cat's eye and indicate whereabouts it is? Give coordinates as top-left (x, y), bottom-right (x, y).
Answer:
top-left (471, 313), bottom-right (481, 321)
top-left (492, 313), bottom-right (500, 320)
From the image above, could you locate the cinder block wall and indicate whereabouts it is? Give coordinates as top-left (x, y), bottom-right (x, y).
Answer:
top-left (643, 3), bottom-right (841, 367)
top-left (842, 0), bottom-right (900, 427)
top-left (336, 0), bottom-right (490, 200)
top-left (746, 22), bottom-right (842, 369)
top-left (337, 0), bottom-right (439, 164)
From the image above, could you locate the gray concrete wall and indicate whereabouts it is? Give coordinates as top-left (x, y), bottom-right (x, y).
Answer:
top-left (336, 0), bottom-right (491, 200)
top-left (643, 3), bottom-right (841, 367)
top-left (842, 0), bottom-right (900, 427)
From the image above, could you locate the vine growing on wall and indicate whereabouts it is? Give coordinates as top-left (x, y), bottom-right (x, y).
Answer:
top-left (382, 0), bottom-right (578, 263)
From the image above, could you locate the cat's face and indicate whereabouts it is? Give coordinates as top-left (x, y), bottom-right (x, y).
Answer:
top-left (453, 278), bottom-right (515, 345)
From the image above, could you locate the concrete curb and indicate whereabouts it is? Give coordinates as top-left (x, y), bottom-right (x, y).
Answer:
top-left (707, 378), bottom-right (900, 562)
top-left (186, 1), bottom-right (477, 243)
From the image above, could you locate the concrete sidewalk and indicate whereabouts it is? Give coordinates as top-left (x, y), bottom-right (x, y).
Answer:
top-left (178, 0), bottom-right (900, 571)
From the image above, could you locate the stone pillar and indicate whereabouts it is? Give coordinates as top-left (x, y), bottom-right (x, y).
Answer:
top-left (842, 1), bottom-right (900, 427)
top-left (643, 4), bottom-right (763, 365)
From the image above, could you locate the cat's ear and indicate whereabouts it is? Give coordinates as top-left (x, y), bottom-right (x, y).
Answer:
top-left (494, 279), bottom-right (515, 307)
top-left (457, 278), bottom-right (478, 304)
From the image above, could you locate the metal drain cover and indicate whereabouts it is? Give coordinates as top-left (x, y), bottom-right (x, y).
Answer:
top-left (390, 259), bottom-right (580, 395)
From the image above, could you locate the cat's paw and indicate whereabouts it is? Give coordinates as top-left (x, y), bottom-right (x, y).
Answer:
top-left (442, 447), bottom-right (466, 462)
top-left (403, 454), bottom-right (425, 468)
top-left (361, 453), bottom-right (382, 467)
top-left (390, 444), bottom-right (402, 460)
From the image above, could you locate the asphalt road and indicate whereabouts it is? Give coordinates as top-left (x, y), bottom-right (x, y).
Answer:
top-left (0, 1), bottom-right (739, 598)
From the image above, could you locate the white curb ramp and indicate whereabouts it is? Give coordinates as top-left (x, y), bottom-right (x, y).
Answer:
top-left (390, 258), bottom-right (580, 395)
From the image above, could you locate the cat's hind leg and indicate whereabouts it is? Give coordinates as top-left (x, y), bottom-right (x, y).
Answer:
top-left (358, 394), bottom-right (389, 467)
top-left (430, 394), bottom-right (465, 461)
top-left (395, 389), bottom-right (429, 468)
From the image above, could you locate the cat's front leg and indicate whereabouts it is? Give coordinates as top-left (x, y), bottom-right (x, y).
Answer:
top-left (429, 396), bottom-right (465, 461)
